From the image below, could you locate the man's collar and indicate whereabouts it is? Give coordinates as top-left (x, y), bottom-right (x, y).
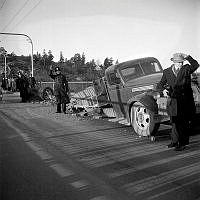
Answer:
top-left (171, 64), bottom-right (180, 76)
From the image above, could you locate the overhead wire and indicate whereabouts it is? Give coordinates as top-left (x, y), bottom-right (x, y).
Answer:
top-left (1, 0), bottom-right (32, 32)
top-left (0, 0), bottom-right (42, 42)
top-left (9, 0), bottom-right (43, 32)
top-left (0, 0), bottom-right (7, 10)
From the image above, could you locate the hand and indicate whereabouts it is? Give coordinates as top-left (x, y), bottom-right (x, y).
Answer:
top-left (163, 89), bottom-right (169, 97)
top-left (181, 53), bottom-right (188, 59)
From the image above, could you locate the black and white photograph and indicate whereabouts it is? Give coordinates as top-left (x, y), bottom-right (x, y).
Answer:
top-left (0, 0), bottom-right (200, 199)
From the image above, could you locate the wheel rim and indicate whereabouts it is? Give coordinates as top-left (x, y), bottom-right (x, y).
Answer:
top-left (135, 106), bottom-right (150, 131)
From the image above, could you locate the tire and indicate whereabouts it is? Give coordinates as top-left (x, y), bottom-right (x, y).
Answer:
top-left (130, 102), bottom-right (160, 137)
top-left (42, 87), bottom-right (54, 101)
top-left (0, 88), bottom-right (3, 101)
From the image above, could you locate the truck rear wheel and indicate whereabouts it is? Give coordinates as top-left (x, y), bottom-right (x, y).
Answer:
top-left (130, 102), bottom-right (159, 137)
top-left (0, 89), bottom-right (3, 101)
top-left (42, 87), bottom-right (54, 101)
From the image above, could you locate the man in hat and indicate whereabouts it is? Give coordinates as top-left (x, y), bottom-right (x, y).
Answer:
top-left (16, 71), bottom-right (30, 102)
top-left (49, 66), bottom-right (69, 114)
top-left (157, 53), bottom-right (199, 151)
top-left (1, 72), bottom-right (7, 90)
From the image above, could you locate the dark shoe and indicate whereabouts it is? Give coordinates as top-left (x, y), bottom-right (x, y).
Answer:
top-left (56, 111), bottom-right (61, 113)
top-left (174, 145), bottom-right (186, 151)
top-left (167, 143), bottom-right (178, 148)
top-left (184, 142), bottom-right (189, 146)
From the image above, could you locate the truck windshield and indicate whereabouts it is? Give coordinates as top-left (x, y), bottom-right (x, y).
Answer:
top-left (120, 64), bottom-right (143, 82)
top-left (140, 61), bottom-right (162, 75)
top-left (120, 61), bottom-right (162, 82)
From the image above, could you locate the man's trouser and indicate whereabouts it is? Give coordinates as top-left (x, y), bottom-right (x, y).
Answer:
top-left (57, 103), bottom-right (66, 113)
top-left (171, 122), bottom-right (178, 144)
top-left (55, 88), bottom-right (68, 113)
top-left (174, 117), bottom-right (190, 146)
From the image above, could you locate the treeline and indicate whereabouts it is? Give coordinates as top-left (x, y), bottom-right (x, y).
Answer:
top-left (2, 49), bottom-right (118, 82)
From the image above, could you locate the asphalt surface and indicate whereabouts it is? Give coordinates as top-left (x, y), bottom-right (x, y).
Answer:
top-left (0, 92), bottom-right (200, 200)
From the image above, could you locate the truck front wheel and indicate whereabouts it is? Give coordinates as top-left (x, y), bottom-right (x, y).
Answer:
top-left (130, 102), bottom-right (159, 137)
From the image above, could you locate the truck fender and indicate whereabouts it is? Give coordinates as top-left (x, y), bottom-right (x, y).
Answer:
top-left (126, 93), bottom-right (158, 122)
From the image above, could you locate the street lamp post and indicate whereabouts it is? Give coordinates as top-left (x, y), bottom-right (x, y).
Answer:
top-left (0, 32), bottom-right (34, 77)
top-left (4, 52), bottom-right (7, 78)
top-left (30, 39), bottom-right (34, 77)
top-left (0, 48), bottom-right (7, 78)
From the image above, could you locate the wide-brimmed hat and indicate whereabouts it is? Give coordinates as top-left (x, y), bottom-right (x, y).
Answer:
top-left (171, 53), bottom-right (185, 63)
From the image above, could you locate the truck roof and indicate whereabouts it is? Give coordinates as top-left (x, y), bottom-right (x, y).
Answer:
top-left (105, 57), bottom-right (161, 73)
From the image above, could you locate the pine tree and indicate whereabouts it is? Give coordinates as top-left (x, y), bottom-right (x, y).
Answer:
top-left (81, 52), bottom-right (86, 65)
top-left (59, 51), bottom-right (64, 63)
top-left (42, 49), bottom-right (48, 68)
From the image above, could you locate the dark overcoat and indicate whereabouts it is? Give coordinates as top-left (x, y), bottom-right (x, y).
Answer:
top-left (17, 75), bottom-right (30, 102)
top-left (157, 56), bottom-right (199, 120)
top-left (49, 71), bottom-right (69, 103)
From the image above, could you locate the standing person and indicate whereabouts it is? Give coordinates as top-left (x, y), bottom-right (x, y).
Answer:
top-left (49, 66), bottom-right (69, 114)
top-left (17, 71), bottom-right (30, 102)
top-left (29, 75), bottom-right (36, 88)
top-left (157, 53), bottom-right (199, 151)
top-left (11, 76), bottom-right (16, 92)
top-left (1, 73), bottom-right (7, 90)
top-left (7, 77), bottom-right (11, 91)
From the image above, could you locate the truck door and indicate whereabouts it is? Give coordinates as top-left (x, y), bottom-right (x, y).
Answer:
top-left (106, 72), bottom-right (126, 118)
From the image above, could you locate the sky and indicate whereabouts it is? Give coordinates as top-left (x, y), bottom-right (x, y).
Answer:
top-left (0, 0), bottom-right (199, 68)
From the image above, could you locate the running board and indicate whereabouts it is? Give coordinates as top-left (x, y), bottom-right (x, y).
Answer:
top-left (108, 117), bottom-right (130, 126)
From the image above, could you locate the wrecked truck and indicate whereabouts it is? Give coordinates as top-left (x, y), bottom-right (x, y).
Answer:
top-left (97, 57), bottom-right (200, 139)
top-left (38, 57), bottom-right (200, 139)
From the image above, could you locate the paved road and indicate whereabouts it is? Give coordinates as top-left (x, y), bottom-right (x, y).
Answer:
top-left (0, 93), bottom-right (200, 200)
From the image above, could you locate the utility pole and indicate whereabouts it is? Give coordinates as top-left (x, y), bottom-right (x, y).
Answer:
top-left (4, 52), bottom-right (7, 78)
top-left (0, 32), bottom-right (34, 77)
top-left (0, 47), bottom-right (7, 78)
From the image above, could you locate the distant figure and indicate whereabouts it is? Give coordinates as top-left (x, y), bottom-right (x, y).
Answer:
top-left (16, 71), bottom-right (29, 102)
top-left (29, 75), bottom-right (36, 88)
top-left (11, 77), bottom-right (16, 92)
top-left (49, 66), bottom-right (69, 114)
top-left (7, 78), bottom-right (12, 91)
top-left (1, 73), bottom-right (7, 90)
top-left (157, 53), bottom-right (199, 151)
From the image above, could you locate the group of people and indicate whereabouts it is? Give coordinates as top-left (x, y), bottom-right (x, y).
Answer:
top-left (157, 53), bottom-right (199, 151)
top-left (16, 71), bottom-right (31, 102)
top-left (1, 71), bottom-right (36, 103)
top-left (1, 73), bottom-right (16, 92)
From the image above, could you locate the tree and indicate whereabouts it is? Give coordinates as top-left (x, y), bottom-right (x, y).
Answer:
top-left (41, 49), bottom-right (48, 68)
top-left (101, 57), bottom-right (114, 76)
top-left (75, 53), bottom-right (83, 67)
top-left (104, 57), bottom-right (113, 69)
top-left (81, 52), bottom-right (86, 65)
top-left (33, 52), bottom-right (41, 64)
top-left (0, 47), bottom-right (7, 55)
top-left (84, 59), bottom-right (98, 81)
top-left (59, 51), bottom-right (64, 63)
top-left (47, 50), bottom-right (54, 64)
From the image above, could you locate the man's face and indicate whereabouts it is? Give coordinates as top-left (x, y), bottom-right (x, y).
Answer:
top-left (174, 62), bottom-right (183, 69)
